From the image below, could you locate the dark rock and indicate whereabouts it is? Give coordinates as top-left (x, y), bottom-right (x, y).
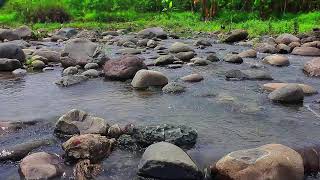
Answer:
top-left (0, 29), bottom-right (20, 41)
top-left (104, 55), bottom-right (147, 80)
top-left (207, 53), bottom-right (220, 62)
top-left (55, 28), bottom-right (78, 39)
top-left (194, 39), bottom-right (212, 47)
top-left (0, 58), bottom-right (21, 71)
top-left (175, 51), bottom-right (195, 62)
top-left (137, 27), bottom-right (167, 39)
top-left (225, 69), bottom-right (273, 80)
top-left (13, 26), bottom-right (32, 39)
top-left (155, 55), bottom-right (175, 66)
top-left (255, 43), bottom-right (278, 54)
top-left (223, 54), bottom-right (243, 64)
top-left (276, 43), bottom-right (291, 54)
top-left (0, 43), bottom-right (26, 63)
top-left (223, 30), bottom-right (248, 43)
top-left (268, 84), bottom-right (304, 103)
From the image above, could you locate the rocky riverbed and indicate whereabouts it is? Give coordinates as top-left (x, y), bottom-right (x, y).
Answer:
top-left (1, 26), bottom-right (320, 179)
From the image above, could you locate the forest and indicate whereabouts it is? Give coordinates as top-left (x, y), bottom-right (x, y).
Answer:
top-left (0, 0), bottom-right (319, 36)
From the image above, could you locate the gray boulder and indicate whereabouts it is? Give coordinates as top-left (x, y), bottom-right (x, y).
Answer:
top-left (223, 54), bottom-right (243, 64)
top-left (0, 29), bottom-right (20, 41)
top-left (276, 33), bottom-right (300, 45)
top-left (0, 58), bottom-right (21, 71)
top-left (137, 27), bottom-right (167, 39)
top-left (155, 55), bottom-right (175, 66)
top-left (13, 26), bottom-right (32, 39)
top-left (175, 51), bottom-right (195, 62)
top-left (62, 66), bottom-right (78, 76)
top-left (255, 43), bottom-right (278, 54)
top-left (138, 142), bottom-right (203, 180)
top-left (82, 69), bottom-right (100, 78)
top-left (55, 109), bottom-right (109, 136)
top-left (169, 42), bottom-right (193, 53)
top-left (225, 69), bottom-right (273, 80)
top-left (33, 49), bottom-right (61, 63)
top-left (194, 39), bottom-right (212, 47)
top-left (55, 75), bottom-right (88, 87)
top-left (207, 53), bottom-right (220, 62)
top-left (0, 43), bottom-right (26, 63)
top-left (162, 82), bottom-right (186, 93)
top-left (223, 30), bottom-right (248, 43)
top-left (54, 28), bottom-right (78, 39)
top-left (268, 84), bottom-right (304, 103)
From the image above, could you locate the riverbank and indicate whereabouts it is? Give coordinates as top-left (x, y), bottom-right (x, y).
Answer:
top-left (1, 11), bottom-right (319, 37)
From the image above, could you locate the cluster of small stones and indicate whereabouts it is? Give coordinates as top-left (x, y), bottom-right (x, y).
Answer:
top-left (0, 25), bottom-right (320, 179)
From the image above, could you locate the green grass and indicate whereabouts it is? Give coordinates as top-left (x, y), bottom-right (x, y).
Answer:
top-left (0, 10), bottom-right (319, 38)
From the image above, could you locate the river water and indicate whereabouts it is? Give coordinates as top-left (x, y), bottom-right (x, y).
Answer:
top-left (0, 37), bottom-right (320, 179)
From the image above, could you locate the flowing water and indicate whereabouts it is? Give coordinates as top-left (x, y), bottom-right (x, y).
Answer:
top-left (0, 37), bottom-right (320, 179)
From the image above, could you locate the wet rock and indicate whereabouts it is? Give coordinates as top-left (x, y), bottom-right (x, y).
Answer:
top-left (63, 66), bottom-right (78, 76)
top-left (193, 58), bottom-right (211, 66)
top-left (10, 40), bottom-right (30, 49)
top-left (169, 42), bottom-right (193, 53)
top-left (155, 55), bottom-right (175, 66)
top-left (20, 152), bottom-right (63, 180)
top-left (62, 134), bottom-right (115, 162)
top-left (13, 26), bottom-right (32, 39)
top-left (82, 69), bottom-right (99, 78)
top-left (225, 69), bottom-right (273, 80)
top-left (138, 142), bottom-right (203, 180)
top-left (147, 39), bottom-right (157, 48)
top-left (276, 43), bottom-right (291, 54)
top-left (207, 53), bottom-right (220, 62)
top-left (0, 29), bottom-right (20, 41)
top-left (168, 64), bottom-right (183, 69)
top-left (131, 70), bottom-right (168, 89)
top-left (107, 124), bottom-right (123, 138)
top-left (223, 54), bottom-right (243, 64)
top-left (194, 39), bottom-right (212, 47)
top-left (119, 48), bottom-right (142, 55)
top-left (0, 43), bottom-right (26, 63)
top-left (55, 75), bottom-right (88, 87)
top-left (0, 138), bottom-right (55, 161)
top-left (137, 27), bottom-right (167, 39)
top-left (255, 43), bottom-right (278, 54)
top-left (268, 84), bottom-right (304, 103)
top-left (262, 55), bottom-right (290, 66)
top-left (137, 39), bottom-right (149, 47)
top-left (63, 38), bottom-right (108, 66)
top-left (0, 58), bottom-right (21, 71)
top-left (12, 68), bottom-right (27, 76)
top-left (181, 74), bottom-right (204, 82)
top-left (304, 57), bottom-right (320, 76)
top-left (289, 41), bottom-right (301, 50)
top-left (31, 55), bottom-right (48, 63)
top-left (54, 28), bottom-right (78, 39)
top-left (238, 49), bottom-right (257, 58)
top-left (223, 29), bottom-right (248, 43)
top-left (162, 82), bottom-right (186, 94)
top-left (276, 33), bottom-right (300, 44)
top-left (292, 47), bottom-right (320, 56)
top-left (55, 109), bottom-right (109, 136)
top-left (74, 159), bottom-right (102, 180)
top-left (175, 51), bottom-right (195, 62)
top-left (302, 41), bottom-right (320, 48)
top-left (31, 60), bottom-right (45, 70)
top-left (119, 124), bottom-right (198, 150)
top-left (262, 83), bottom-right (317, 95)
top-left (104, 55), bottom-right (147, 80)
top-left (84, 62), bottom-right (99, 70)
top-left (33, 49), bottom-right (61, 63)
top-left (211, 144), bottom-right (303, 180)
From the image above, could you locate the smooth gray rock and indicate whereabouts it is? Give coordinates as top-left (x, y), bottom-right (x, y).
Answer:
top-left (207, 53), bottom-right (220, 62)
top-left (175, 51), bottom-right (195, 62)
top-left (268, 84), bottom-right (304, 103)
top-left (223, 30), bottom-right (248, 43)
top-left (137, 27), bottom-right (167, 39)
top-left (169, 42), bottom-right (193, 53)
top-left (82, 69), bottom-right (99, 78)
top-left (33, 49), bottom-right (61, 63)
top-left (13, 26), bottom-right (32, 39)
top-left (138, 142), bottom-right (203, 180)
top-left (62, 66), bottom-right (78, 76)
top-left (223, 54), bottom-right (243, 64)
top-left (0, 29), bottom-right (20, 41)
top-left (131, 70), bottom-right (168, 89)
top-left (225, 69), bottom-right (273, 80)
top-left (12, 68), bottom-right (27, 76)
top-left (162, 82), bottom-right (186, 93)
top-left (155, 55), bottom-right (175, 66)
top-left (0, 43), bottom-right (26, 63)
top-left (0, 58), bottom-right (21, 71)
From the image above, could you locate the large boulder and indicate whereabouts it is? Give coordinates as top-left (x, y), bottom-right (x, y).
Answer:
top-left (62, 134), bottom-right (116, 162)
top-left (263, 83), bottom-right (317, 95)
top-left (223, 30), bottom-right (248, 43)
top-left (138, 142), bottom-right (203, 180)
top-left (169, 42), bottom-right (194, 53)
top-left (0, 58), bottom-right (21, 71)
top-left (137, 27), bottom-right (167, 39)
top-left (211, 144), bottom-right (304, 180)
top-left (20, 152), bottom-right (64, 180)
top-left (131, 70), bottom-right (168, 89)
top-left (304, 58), bottom-right (320, 76)
top-left (55, 75), bottom-right (88, 87)
top-left (276, 33), bottom-right (300, 45)
top-left (118, 124), bottom-right (198, 150)
top-left (262, 55), bottom-right (290, 66)
top-left (104, 56), bottom-right (147, 80)
top-left (268, 84), bottom-right (304, 103)
top-left (225, 69), bottom-right (273, 81)
top-left (0, 43), bottom-right (26, 63)
top-left (55, 109), bottom-right (109, 136)
top-left (292, 47), bottom-right (320, 56)
top-left (33, 49), bottom-right (61, 63)
top-left (62, 38), bottom-right (108, 67)
top-left (0, 29), bottom-right (20, 41)
top-left (13, 26), bottom-right (32, 39)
